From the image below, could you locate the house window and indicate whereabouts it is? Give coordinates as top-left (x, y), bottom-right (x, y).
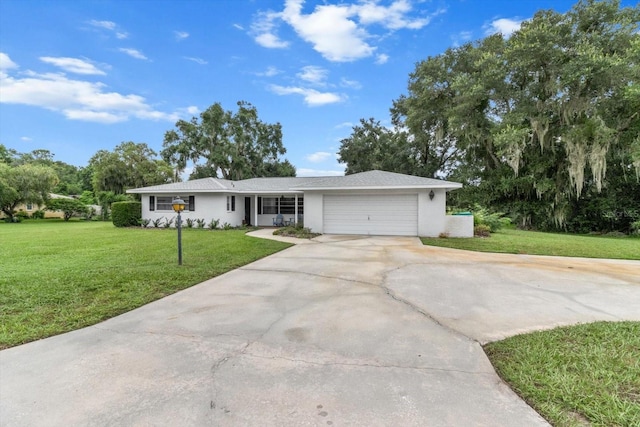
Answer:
top-left (26, 203), bottom-right (33, 211)
top-left (155, 196), bottom-right (192, 211)
top-left (260, 197), bottom-right (277, 214)
top-left (258, 197), bottom-right (303, 214)
top-left (227, 195), bottom-right (235, 212)
top-left (279, 197), bottom-right (295, 215)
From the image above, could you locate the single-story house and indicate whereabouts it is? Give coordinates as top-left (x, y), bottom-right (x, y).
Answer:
top-left (1, 193), bottom-right (72, 220)
top-left (127, 170), bottom-right (473, 237)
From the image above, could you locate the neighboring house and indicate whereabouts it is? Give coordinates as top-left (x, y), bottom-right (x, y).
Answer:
top-left (1, 193), bottom-right (72, 219)
top-left (0, 194), bottom-right (101, 220)
top-left (127, 170), bottom-right (473, 237)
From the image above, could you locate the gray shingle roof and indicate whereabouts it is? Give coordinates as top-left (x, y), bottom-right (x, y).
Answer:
top-left (292, 170), bottom-right (462, 189)
top-left (127, 170), bottom-right (461, 194)
top-left (127, 177), bottom-right (232, 193)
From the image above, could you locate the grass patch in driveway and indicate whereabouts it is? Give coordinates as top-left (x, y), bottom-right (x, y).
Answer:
top-left (421, 228), bottom-right (640, 260)
top-left (0, 221), bottom-right (290, 349)
top-left (485, 321), bottom-right (640, 427)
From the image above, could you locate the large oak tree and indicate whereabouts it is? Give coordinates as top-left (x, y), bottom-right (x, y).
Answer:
top-left (340, 0), bottom-right (640, 232)
top-left (89, 142), bottom-right (174, 194)
top-left (0, 163), bottom-right (59, 220)
top-left (161, 101), bottom-right (295, 180)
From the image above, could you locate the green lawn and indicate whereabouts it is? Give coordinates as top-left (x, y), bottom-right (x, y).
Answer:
top-left (421, 228), bottom-right (640, 260)
top-left (485, 322), bottom-right (640, 427)
top-left (0, 220), bottom-right (290, 349)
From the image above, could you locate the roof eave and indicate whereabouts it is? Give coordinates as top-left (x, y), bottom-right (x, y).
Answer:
top-left (298, 184), bottom-right (463, 191)
top-left (127, 188), bottom-right (306, 194)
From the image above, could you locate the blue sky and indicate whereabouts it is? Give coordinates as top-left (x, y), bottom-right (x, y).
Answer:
top-left (0, 0), bottom-right (627, 177)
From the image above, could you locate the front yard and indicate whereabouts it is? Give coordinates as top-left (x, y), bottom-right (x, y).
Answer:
top-left (2, 221), bottom-right (638, 426)
top-left (422, 228), bottom-right (640, 260)
top-left (485, 322), bottom-right (640, 426)
top-left (0, 220), bottom-right (290, 349)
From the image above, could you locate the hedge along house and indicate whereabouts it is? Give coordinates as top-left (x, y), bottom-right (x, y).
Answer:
top-left (126, 170), bottom-right (473, 237)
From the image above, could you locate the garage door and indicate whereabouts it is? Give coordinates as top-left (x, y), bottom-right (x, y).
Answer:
top-left (323, 194), bottom-right (418, 236)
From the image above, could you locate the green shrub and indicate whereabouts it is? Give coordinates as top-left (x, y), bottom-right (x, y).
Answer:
top-left (208, 218), bottom-right (220, 230)
top-left (140, 218), bottom-right (151, 228)
top-left (111, 201), bottom-right (142, 227)
top-left (46, 198), bottom-right (89, 221)
top-left (473, 205), bottom-right (510, 233)
top-left (30, 209), bottom-right (45, 219)
top-left (15, 211), bottom-right (30, 221)
top-left (163, 217), bottom-right (175, 228)
top-left (185, 218), bottom-right (195, 228)
top-left (631, 220), bottom-right (640, 236)
top-left (196, 218), bottom-right (206, 228)
top-left (474, 224), bottom-right (491, 237)
top-left (152, 217), bottom-right (164, 228)
top-left (273, 225), bottom-right (320, 239)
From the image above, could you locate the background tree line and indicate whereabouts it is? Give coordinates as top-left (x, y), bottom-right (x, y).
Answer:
top-left (338, 0), bottom-right (639, 233)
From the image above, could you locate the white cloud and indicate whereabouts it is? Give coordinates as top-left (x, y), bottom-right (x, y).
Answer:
top-left (89, 20), bottom-right (116, 30)
top-left (174, 31), bottom-right (189, 40)
top-left (251, 11), bottom-right (290, 48)
top-left (63, 109), bottom-right (124, 123)
top-left (233, 24), bottom-right (244, 30)
top-left (20, 136), bottom-right (32, 142)
top-left (340, 77), bottom-right (361, 89)
top-left (484, 18), bottom-right (523, 37)
top-left (40, 57), bottom-right (105, 75)
top-left (297, 168), bottom-right (345, 177)
top-left (255, 32), bottom-right (290, 48)
top-left (88, 19), bottom-right (128, 39)
top-left (269, 84), bottom-right (344, 106)
top-left (252, 0), bottom-right (439, 62)
top-left (0, 54), bottom-right (189, 124)
top-left (334, 121), bottom-right (353, 129)
top-left (375, 53), bottom-right (389, 64)
top-left (0, 52), bottom-right (18, 71)
top-left (184, 56), bottom-right (208, 65)
top-left (451, 30), bottom-right (473, 47)
top-left (306, 151), bottom-right (333, 163)
top-left (255, 66), bottom-right (280, 77)
top-left (297, 65), bottom-right (328, 85)
top-left (118, 48), bottom-right (148, 60)
top-left (356, 0), bottom-right (433, 30)
top-left (282, 0), bottom-right (374, 62)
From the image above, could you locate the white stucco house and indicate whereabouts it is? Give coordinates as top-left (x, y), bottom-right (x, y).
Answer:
top-left (126, 170), bottom-right (473, 237)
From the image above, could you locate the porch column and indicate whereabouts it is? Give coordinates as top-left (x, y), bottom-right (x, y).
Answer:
top-left (294, 194), bottom-right (298, 225)
top-left (254, 195), bottom-right (258, 227)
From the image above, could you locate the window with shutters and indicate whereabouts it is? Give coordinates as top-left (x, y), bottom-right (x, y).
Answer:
top-left (154, 196), bottom-right (193, 211)
top-left (226, 195), bottom-right (235, 212)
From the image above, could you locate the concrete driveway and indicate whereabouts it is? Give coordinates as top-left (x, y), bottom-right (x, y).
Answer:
top-left (2, 232), bottom-right (639, 426)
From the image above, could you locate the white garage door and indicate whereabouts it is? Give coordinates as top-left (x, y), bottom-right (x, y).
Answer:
top-left (323, 194), bottom-right (418, 236)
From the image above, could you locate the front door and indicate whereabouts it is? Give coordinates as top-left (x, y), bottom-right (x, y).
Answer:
top-left (244, 197), bottom-right (251, 225)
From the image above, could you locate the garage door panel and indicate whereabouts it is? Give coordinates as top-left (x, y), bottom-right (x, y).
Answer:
top-left (323, 194), bottom-right (418, 236)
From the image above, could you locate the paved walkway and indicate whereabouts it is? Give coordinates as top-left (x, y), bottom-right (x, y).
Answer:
top-left (1, 232), bottom-right (639, 426)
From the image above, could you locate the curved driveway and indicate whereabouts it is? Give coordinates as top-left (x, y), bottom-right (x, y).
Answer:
top-left (2, 232), bottom-right (639, 426)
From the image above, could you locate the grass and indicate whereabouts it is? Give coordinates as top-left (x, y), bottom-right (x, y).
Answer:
top-left (0, 220), bottom-right (290, 349)
top-left (485, 321), bottom-right (640, 427)
top-left (421, 228), bottom-right (640, 260)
